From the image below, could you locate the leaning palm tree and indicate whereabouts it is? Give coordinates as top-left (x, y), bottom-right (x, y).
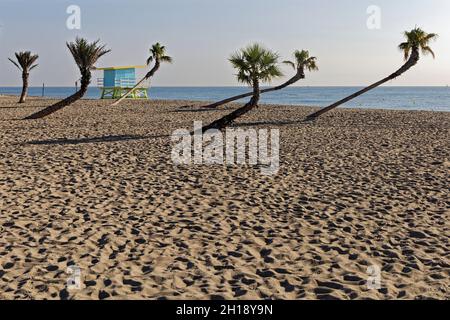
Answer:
top-left (24, 37), bottom-right (110, 120)
top-left (8, 51), bottom-right (39, 103)
top-left (306, 27), bottom-right (437, 120)
top-left (199, 50), bottom-right (318, 109)
top-left (201, 44), bottom-right (283, 132)
top-left (110, 42), bottom-right (172, 107)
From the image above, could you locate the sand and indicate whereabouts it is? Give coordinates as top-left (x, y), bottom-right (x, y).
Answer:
top-left (0, 96), bottom-right (449, 300)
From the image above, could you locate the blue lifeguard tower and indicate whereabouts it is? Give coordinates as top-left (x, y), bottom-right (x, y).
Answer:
top-left (96, 65), bottom-right (148, 99)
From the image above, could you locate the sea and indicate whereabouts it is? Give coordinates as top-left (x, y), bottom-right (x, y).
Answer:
top-left (0, 86), bottom-right (449, 112)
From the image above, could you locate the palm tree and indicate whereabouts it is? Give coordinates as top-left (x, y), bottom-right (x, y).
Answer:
top-left (201, 44), bottom-right (283, 132)
top-left (306, 27), bottom-right (437, 120)
top-left (8, 51), bottom-right (39, 103)
top-left (110, 42), bottom-right (172, 106)
top-left (24, 38), bottom-right (110, 120)
top-left (199, 50), bottom-right (318, 109)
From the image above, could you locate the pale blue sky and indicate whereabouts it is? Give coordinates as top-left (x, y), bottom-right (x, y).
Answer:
top-left (0, 0), bottom-right (449, 86)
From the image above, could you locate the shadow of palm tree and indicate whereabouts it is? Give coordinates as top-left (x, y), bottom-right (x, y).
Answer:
top-left (0, 106), bottom-right (48, 109)
top-left (169, 108), bottom-right (224, 113)
top-left (232, 120), bottom-right (305, 128)
top-left (27, 134), bottom-right (168, 146)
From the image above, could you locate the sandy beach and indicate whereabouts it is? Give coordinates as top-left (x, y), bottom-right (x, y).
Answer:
top-left (0, 96), bottom-right (448, 300)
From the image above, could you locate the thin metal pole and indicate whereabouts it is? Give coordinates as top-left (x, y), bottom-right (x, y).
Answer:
top-left (42, 83), bottom-right (45, 97)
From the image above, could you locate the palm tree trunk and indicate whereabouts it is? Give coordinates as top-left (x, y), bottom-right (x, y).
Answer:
top-left (201, 70), bottom-right (304, 109)
top-left (201, 79), bottom-right (260, 132)
top-left (19, 72), bottom-right (29, 103)
top-left (306, 49), bottom-right (420, 120)
top-left (24, 74), bottom-right (90, 120)
top-left (110, 60), bottom-right (160, 107)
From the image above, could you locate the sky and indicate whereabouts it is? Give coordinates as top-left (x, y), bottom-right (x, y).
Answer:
top-left (0, 0), bottom-right (449, 87)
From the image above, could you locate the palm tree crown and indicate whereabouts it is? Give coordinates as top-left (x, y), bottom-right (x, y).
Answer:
top-left (8, 51), bottom-right (39, 72)
top-left (283, 50), bottom-right (318, 72)
top-left (67, 37), bottom-right (111, 75)
top-left (399, 27), bottom-right (438, 60)
top-left (230, 44), bottom-right (283, 85)
top-left (147, 42), bottom-right (173, 65)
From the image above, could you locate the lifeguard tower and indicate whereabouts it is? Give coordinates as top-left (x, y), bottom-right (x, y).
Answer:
top-left (96, 65), bottom-right (149, 99)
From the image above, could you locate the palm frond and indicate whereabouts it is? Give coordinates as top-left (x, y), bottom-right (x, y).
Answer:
top-left (424, 33), bottom-right (438, 42)
top-left (305, 57), bottom-right (319, 71)
top-left (160, 55), bottom-right (173, 63)
top-left (398, 42), bottom-right (412, 60)
top-left (282, 60), bottom-right (296, 70)
top-left (8, 58), bottom-right (22, 70)
top-left (294, 50), bottom-right (310, 64)
top-left (421, 46), bottom-right (435, 59)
